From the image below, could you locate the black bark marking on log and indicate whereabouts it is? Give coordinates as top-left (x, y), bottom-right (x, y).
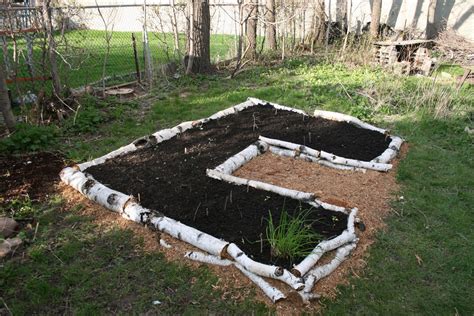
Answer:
top-left (236, 252), bottom-right (244, 257)
top-left (275, 266), bottom-right (284, 276)
top-left (107, 193), bottom-right (119, 206)
top-left (178, 232), bottom-right (182, 240)
top-left (390, 145), bottom-right (399, 151)
top-left (82, 179), bottom-right (96, 194)
top-left (197, 233), bottom-right (203, 239)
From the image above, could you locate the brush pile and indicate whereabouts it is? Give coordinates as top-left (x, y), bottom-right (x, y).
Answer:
top-left (436, 29), bottom-right (474, 66)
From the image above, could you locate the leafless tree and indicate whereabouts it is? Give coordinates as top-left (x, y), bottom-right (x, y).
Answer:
top-left (186, 0), bottom-right (211, 74)
top-left (264, 0), bottom-right (277, 50)
top-left (370, 0), bottom-right (382, 39)
top-left (0, 58), bottom-right (15, 133)
top-left (244, 0), bottom-right (258, 59)
top-left (41, 0), bottom-right (62, 96)
top-left (426, 0), bottom-right (437, 39)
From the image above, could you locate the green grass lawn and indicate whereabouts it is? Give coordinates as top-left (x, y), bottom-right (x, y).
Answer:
top-left (2, 30), bottom-right (236, 91)
top-left (1, 58), bottom-right (473, 314)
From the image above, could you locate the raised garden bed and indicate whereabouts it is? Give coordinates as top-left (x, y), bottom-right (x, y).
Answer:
top-left (60, 98), bottom-right (403, 302)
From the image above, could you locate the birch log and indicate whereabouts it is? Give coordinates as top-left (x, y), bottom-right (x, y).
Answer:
top-left (292, 208), bottom-right (358, 277)
top-left (248, 97), bottom-right (308, 116)
top-left (227, 243), bottom-right (305, 290)
top-left (371, 136), bottom-right (403, 164)
top-left (60, 167), bottom-right (131, 213)
top-left (313, 109), bottom-right (387, 134)
top-left (261, 136), bottom-right (391, 171)
top-left (185, 251), bottom-right (233, 266)
top-left (301, 241), bottom-right (357, 296)
top-left (268, 146), bottom-right (366, 172)
top-left (214, 142), bottom-right (266, 174)
top-left (234, 263), bottom-right (287, 303)
top-left (150, 215), bottom-right (228, 257)
top-left (207, 169), bottom-right (315, 201)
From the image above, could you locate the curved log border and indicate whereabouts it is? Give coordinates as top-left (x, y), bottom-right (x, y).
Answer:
top-left (60, 98), bottom-right (401, 303)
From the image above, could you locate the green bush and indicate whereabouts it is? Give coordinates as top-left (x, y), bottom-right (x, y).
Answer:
top-left (0, 123), bottom-right (59, 153)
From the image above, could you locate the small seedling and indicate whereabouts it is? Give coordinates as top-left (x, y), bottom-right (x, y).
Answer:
top-left (266, 208), bottom-right (321, 262)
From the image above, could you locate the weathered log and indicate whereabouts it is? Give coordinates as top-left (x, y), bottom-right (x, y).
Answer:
top-left (261, 136), bottom-right (391, 171)
top-left (248, 97), bottom-right (308, 116)
top-left (78, 143), bottom-right (137, 171)
top-left (214, 142), bottom-right (267, 174)
top-left (185, 251), bottom-right (232, 266)
top-left (149, 215), bottom-right (228, 257)
top-left (313, 109), bottom-right (387, 134)
top-left (371, 136), bottom-right (403, 164)
top-left (260, 136), bottom-right (321, 157)
top-left (292, 208), bottom-right (358, 277)
top-left (60, 167), bottom-right (131, 213)
top-left (301, 241), bottom-right (357, 297)
top-left (234, 262), bottom-right (287, 303)
top-left (207, 169), bottom-right (315, 201)
top-left (184, 251), bottom-right (286, 302)
top-left (267, 145), bottom-right (366, 172)
top-left (318, 150), bottom-right (392, 172)
top-left (227, 243), bottom-right (305, 290)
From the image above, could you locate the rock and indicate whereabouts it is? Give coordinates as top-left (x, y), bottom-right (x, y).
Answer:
top-left (0, 237), bottom-right (23, 258)
top-left (0, 217), bottom-right (18, 238)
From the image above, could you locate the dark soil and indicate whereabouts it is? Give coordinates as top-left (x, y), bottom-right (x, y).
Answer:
top-left (86, 103), bottom-right (390, 267)
top-left (0, 152), bottom-right (65, 204)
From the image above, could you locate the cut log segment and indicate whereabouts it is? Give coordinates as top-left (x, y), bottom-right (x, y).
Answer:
top-left (313, 109), bottom-right (387, 134)
top-left (60, 167), bottom-right (131, 213)
top-left (372, 136), bottom-right (404, 164)
top-left (248, 97), bottom-right (308, 116)
top-left (78, 143), bottom-right (137, 171)
top-left (260, 136), bottom-right (392, 172)
top-left (227, 243), bottom-right (305, 291)
top-left (185, 251), bottom-right (233, 266)
top-left (301, 241), bottom-right (357, 298)
top-left (267, 145), bottom-right (366, 173)
top-left (184, 251), bottom-right (286, 303)
top-left (214, 141), bottom-right (267, 175)
top-left (292, 208), bottom-right (358, 277)
top-left (207, 169), bottom-right (315, 202)
top-left (234, 263), bottom-right (287, 303)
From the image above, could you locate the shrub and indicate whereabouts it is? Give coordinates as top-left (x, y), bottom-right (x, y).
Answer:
top-left (0, 123), bottom-right (59, 153)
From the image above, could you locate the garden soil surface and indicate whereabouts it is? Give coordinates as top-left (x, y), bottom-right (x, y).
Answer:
top-left (86, 103), bottom-right (391, 267)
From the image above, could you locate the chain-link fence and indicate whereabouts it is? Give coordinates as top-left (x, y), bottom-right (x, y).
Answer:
top-left (1, 2), bottom-right (323, 101)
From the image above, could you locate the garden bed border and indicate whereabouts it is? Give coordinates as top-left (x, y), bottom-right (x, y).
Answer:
top-left (60, 97), bottom-right (402, 302)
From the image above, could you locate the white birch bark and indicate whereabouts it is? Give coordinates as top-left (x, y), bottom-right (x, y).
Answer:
top-left (261, 136), bottom-right (392, 172)
top-left (301, 241), bottom-right (357, 297)
top-left (214, 142), bottom-right (264, 174)
top-left (248, 97), bottom-right (308, 116)
top-left (313, 109), bottom-right (387, 134)
top-left (234, 262), bottom-right (287, 303)
top-left (185, 251), bottom-right (233, 266)
top-left (227, 243), bottom-right (305, 290)
top-left (268, 146), bottom-right (366, 172)
top-left (160, 239), bottom-right (172, 249)
top-left (206, 169), bottom-right (315, 201)
top-left (371, 136), bottom-right (404, 164)
top-left (292, 208), bottom-right (358, 277)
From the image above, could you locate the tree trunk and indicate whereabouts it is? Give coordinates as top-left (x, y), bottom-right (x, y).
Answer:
top-left (0, 58), bottom-right (15, 133)
top-left (244, 0), bottom-right (258, 59)
top-left (186, 0), bottom-right (211, 74)
top-left (264, 0), bottom-right (276, 50)
top-left (336, 0), bottom-right (347, 35)
top-left (370, 0), bottom-right (382, 39)
top-left (426, 0), bottom-right (437, 39)
top-left (42, 0), bottom-right (62, 96)
top-left (308, 0), bottom-right (326, 48)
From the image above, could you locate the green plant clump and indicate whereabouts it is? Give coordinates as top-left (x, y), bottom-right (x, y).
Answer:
top-left (266, 208), bottom-right (321, 262)
top-left (0, 123), bottom-right (59, 153)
